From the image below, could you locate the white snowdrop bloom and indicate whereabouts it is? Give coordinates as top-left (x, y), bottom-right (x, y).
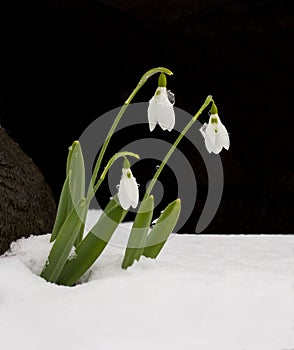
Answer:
top-left (117, 168), bottom-right (139, 210)
top-left (148, 87), bottom-right (175, 132)
top-left (200, 114), bottom-right (230, 154)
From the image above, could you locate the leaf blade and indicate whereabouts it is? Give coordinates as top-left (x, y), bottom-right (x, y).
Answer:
top-left (50, 172), bottom-right (71, 242)
top-left (57, 197), bottom-right (127, 286)
top-left (122, 195), bottom-right (154, 269)
top-left (143, 199), bottom-right (181, 259)
top-left (41, 198), bottom-right (87, 283)
top-left (68, 141), bottom-right (85, 208)
top-left (67, 141), bottom-right (86, 246)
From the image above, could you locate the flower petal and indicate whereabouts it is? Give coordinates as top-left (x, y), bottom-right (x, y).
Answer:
top-left (201, 114), bottom-right (230, 154)
top-left (217, 122), bottom-right (230, 150)
top-left (147, 103), bottom-right (158, 132)
top-left (150, 87), bottom-right (170, 104)
top-left (148, 87), bottom-right (175, 132)
top-left (117, 169), bottom-right (139, 210)
top-left (212, 137), bottom-right (223, 154)
top-left (157, 104), bottom-right (175, 131)
top-left (117, 177), bottom-right (131, 210)
top-left (125, 178), bottom-right (139, 209)
top-left (200, 123), bottom-right (217, 153)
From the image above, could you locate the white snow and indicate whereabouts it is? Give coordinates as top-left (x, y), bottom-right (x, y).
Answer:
top-left (0, 210), bottom-right (294, 350)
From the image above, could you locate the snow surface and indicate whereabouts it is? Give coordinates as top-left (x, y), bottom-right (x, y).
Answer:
top-left (0, 210), bottom-right (294, 350)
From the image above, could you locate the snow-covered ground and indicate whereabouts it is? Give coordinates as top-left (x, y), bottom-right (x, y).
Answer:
top-left (0, 210), bottom-right (294, 350)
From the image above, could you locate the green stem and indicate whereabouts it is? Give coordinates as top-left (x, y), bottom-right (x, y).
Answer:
top-left (89, 151), bottom-right (139, 203)
top-left (144, 95), bottom-right (213, 199)
top-left (86, 67), bottom-right (173, 202)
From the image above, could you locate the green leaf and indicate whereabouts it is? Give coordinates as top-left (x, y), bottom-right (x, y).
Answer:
top-left (122, 195), bottom-right (154, 269)
top-left (41, 198), bottom-right (87, 283)
top-left (67, 141), bottom-right (86, 246)
top-left (57, 197), bottom-right (127, 286)
top-left (143, 199), bottom-right (181, 259)
top-left (66, 143), bottom-right (75, 176)
top-left (50, 171), bottom-right (71, 242)
top-left (68, 141), bottom-right (85, 208)
top-left (51, 141), bottom-right (86, 243)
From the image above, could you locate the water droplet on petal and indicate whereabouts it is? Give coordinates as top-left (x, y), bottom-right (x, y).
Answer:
top-left (167, 90), bottom-right (175, 105)
top-left (116, 185), bottom-right (120, 189)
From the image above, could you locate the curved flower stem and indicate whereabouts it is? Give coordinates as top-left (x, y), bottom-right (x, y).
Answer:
top-left (86, 67), bottom-right (173, 203)
top-left (88, 151), bottom-right (139, 205)
top-left (144, 95), bottom-right (213, 199)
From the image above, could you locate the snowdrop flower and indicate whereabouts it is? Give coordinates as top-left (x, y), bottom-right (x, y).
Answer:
top-left (148, 73), bottom-right (175, 132)
top-left (200, 114), bottom-right (230, 154)
top-left (117, 161), bottom-right (139, 210)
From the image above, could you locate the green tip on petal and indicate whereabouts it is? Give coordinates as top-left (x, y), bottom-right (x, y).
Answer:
top-left (123, 157), bottom-right (130, 169)
top-left (157, 67), bottom-right (173, 76)
top-left (210, 102), bottom-right (218, 115)
top-left (158, 73), bottom-right (167, 87)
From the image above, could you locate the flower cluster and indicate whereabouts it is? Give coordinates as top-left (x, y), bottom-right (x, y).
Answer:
top-left (117, 77), bottom-right (230, 210)
top-left (41, 67), bottom-right (230, 286)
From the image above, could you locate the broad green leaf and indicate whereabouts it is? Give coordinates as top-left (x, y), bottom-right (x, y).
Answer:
top-left (50, 171), bottom-right (71, 242)
top-left (51, 141), bottom-right (86, 243)
top-left (122, 195), bottom-right (154, 269)
top-left (143, 199), bottom-right (181, 259)
top-left (67, 141), bottom-right (86, 246)
top-left (68, 141), bottom-right (85, 208)
top-left (57, 197), bottom-right (127, 286)
top-left (41, 198), bottom-right (87, 283)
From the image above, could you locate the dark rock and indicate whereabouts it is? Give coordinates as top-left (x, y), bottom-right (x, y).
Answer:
top-left (0, 128), bottom-right (56, 255)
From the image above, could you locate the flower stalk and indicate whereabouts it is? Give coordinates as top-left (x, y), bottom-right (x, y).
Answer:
top-left (87, 67), bottom-right (173, 202)
top-left (144, 95), bottom-right (213, 199)
top-left (121, 95), bottom-right (213, 269)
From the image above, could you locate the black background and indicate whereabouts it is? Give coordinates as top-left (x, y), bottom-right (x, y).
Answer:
top-left (1, 0), bottom-right (293, 233)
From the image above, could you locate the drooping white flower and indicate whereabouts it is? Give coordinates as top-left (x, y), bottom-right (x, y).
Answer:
top-left (117, 168), bottom-right (139, 210)
top-left (148, 86), bottom-right (175, 132)
top-left (200, 114), bottom-right (230, 154)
